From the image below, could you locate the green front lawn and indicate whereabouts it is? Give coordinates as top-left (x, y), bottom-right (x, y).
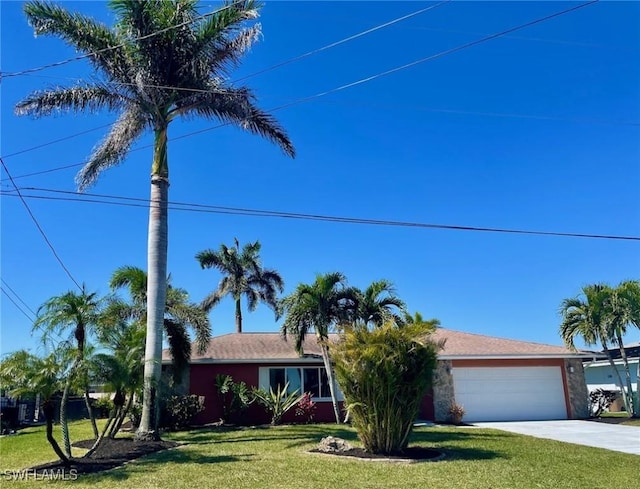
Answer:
top-left (0, 421), bottom-right (637, 488)
top-left (597, 412), bottom-right (640, 426)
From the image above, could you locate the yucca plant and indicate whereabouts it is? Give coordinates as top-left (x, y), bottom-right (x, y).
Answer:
top-left (252, 382), bottom-right (304, 425)
top-left (332, 320), bottom-right (443, 454)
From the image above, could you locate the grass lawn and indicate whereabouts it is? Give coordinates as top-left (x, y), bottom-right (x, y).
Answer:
top-left (0, 421), bottom-right (637, 488)
top-left (597, 412), bottom-right (640, 427)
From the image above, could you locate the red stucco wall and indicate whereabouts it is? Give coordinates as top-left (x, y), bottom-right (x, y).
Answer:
top-left (189, 363), bottom-right (344, 425)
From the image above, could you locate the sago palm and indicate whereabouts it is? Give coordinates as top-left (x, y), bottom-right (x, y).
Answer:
top-left (196, 238), bottom-right (284, 333)
top-left (16, 0), bottom-right (294, 439)
top-left (279, 272), bottom-right (358, 423)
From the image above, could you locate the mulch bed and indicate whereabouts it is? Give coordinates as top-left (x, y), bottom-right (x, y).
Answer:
top-left (310, 446), bottom-right (444, 463)
top-left (588, 416), bottom-right (636, 425)
top-left (29, 438), bottom-right (180, 476)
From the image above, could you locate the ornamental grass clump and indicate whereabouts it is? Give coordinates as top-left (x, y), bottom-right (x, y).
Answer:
top-left (332, 321), bottom-right (443, 454)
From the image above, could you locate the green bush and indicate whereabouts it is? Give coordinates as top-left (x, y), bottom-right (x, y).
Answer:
top-left (161, 395), bottom-right (205, 430)
top-left (215, 374), bottom-right (252, 424)
top-left (332, 322), bottom-right (443, 454)
top-left (92, 396), bottom-right (114, 418)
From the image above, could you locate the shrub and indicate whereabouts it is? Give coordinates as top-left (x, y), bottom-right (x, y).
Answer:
top-left (252, 383), bottom-right (304, 425)
top-left (215, 374), bottom-right (252, 424)
top-left (163, 395), bottom-right (205, 430)
top-left (92, 396), bottom-right (114, 418)
top-left (295, 393), bottom-right (317, 423)
top-left (332, 321), bottom-right (444, 454)
top-left (589, 389), bottom-right (619, 417)
top-left (448, 402), bottom-right (465, 425)
top-left (128, 400), bottom-right (142, 428)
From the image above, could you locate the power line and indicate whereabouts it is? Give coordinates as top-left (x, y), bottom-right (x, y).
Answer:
top-left (0, 1), bottom-right (240, 79)
top-left (0, 279), bottom-right (37, 317)
top-left (0, 1), bottom-right (604, 192)
top-left (129, 0), bottom-right (605, 148)
top-left (1, 286), bottom-right (36, 323)
top-left (233, 0), bottom-right (452, 83)
top-left (2, 97), bottom-right (637, 185)
top-left (0, 158), bottom-right (82, 290)
top-left (1, 1), bottom-right (451, 161)
top-left (3, 186), bottom-right (638, 242)
top-left (0, 1), bottom-right (601, 168)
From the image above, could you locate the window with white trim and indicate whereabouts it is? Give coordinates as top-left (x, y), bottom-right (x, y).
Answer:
top-left (258, 366), bottom-right (341, 401)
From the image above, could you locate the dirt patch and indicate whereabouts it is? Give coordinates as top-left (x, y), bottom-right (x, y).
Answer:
top-left (29, 438), bottom-right (180, 476)
top-left (309, 446), bottom-right (444, 463)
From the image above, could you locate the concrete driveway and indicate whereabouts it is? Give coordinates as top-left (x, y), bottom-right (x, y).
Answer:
top-left (474, 420), bottom-right (639, 455)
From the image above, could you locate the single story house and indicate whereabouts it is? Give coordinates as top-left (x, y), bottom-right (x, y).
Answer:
top-left (165, 328), bottom-right (591, 425)
top-left (583, 343), bottom-right (639, 410)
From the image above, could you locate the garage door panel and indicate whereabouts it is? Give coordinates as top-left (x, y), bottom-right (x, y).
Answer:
top-left (453, 366), bottom-right (567, 422)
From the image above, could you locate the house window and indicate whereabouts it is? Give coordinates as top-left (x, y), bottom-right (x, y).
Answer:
top-left (264, 367), bottom-right (333, 399)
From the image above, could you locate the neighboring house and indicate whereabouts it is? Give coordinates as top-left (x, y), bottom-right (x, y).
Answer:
top-left (165, 328), bottom-right (591, 425)
top-left (583, 343), bottom-right (639, 409)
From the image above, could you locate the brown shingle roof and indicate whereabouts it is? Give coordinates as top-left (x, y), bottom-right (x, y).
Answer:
top-left (431, 328), bottom-right (576, 357)
top-left (165, 328), bottom-right (582, 363)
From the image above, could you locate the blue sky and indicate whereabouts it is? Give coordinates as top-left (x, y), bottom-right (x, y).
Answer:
top-left (1, 1), bottom-right (638, 356)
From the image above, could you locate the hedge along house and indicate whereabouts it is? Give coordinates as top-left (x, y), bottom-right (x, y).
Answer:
top-left (166, 329), bottom-right (591, 425)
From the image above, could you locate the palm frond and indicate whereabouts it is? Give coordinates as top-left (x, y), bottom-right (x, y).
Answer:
top-left (24, 1), bottom-right (131, 80)
top-left (76, 106), bottom-right (148, 190)
top-left (15, 84), bottom-right (127, 117)
top-left (173, 86), bottom-right (295, 157)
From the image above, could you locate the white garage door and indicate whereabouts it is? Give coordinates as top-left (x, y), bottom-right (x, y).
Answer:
top-left (452, 366), bottom-right (568, 422)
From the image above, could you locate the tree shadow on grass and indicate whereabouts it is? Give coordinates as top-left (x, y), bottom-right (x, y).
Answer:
top-left (83, 449), bottom-right (255, 482)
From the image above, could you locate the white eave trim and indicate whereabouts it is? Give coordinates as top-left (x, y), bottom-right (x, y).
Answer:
top-left (439, 354), bottom-right (594, 360)
top-left (163, 356), bottom-right (324, 365)
top-left (584, 357), bottom-right (639, 367)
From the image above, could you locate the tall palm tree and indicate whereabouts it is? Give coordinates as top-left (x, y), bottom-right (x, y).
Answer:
top-left (559, 284), bottom-right (632, 413)
top-left (279, 272), bottom-right (358, 423)
top-left (352, 279), bottom-right (406, 328)
top-left (16, 0), bottom-right (294, 440)
top-left (196, 238), bottom-right (284, 333)
top-left (0, 350), bottom-right (70, 465)
top-left (33, 286), bottom-right (103, 455)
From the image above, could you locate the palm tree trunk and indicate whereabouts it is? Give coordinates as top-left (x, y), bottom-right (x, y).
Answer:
top-left (320, 342), bottom-right (341, 424)
top-left (614, 331), bottom-right (635, 416)
top-left (59, 370), bottom-right (77, 457)
top-left (60, 353), bottom-right (83, 456)
top-left (139, 125), bottom-right (169, 441)
top-left (601, 338), bottom-right (631, 414)
top-left (235, 299), bottom-right (242, 333)
top-left (111, 393), bottom-right (134, 438)
top-left (83, 388), bottom-right (99, 439)
top-left (43, 400), bottom-right (70, 466)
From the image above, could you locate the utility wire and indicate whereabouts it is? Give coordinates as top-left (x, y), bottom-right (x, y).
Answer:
top-left (233, 0), bottom-right (452, 83)
top-left (0, 158), bottom-right (82, 290)
top-left (0, 278), bottom-right (37, 317)
top-left (1, 1), bottom-right (450, 160)
top-left (0, 1), bottom-right (604, 189)
top-left (1, 286), bottom-right (36, 323)
top-left (3, 186), bottom-right (638, 242)
top-left (130, 1), bottom-right (605, 147)
top-left (0, 1), bottom-right (240, 79)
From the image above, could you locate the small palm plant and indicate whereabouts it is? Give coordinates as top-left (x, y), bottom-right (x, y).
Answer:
top-left (252, 382), bottom-right (304, 425)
